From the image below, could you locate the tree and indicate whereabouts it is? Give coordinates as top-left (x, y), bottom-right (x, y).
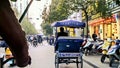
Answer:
top-left (12, 5), bottom-right (38, 35)
top-left (42, 0), bottom-right (112, 37)
top-left (42, 0), bottom-right (73, 23)
top-left (41, 0), bottom-right (73, 36)
top-left (65, 0), bottom-right (112, 37)
top-left (20, 18), bottom-right (38, 35)
top-left (41, 22), bottom-right (53, 36)
top-left (95, 0), bottom-right (112, 18)
top-left (113, 0), bottom-right (120, 5)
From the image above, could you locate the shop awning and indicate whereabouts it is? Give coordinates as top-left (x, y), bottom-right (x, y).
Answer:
top-left (89, 17), bottom-right (116, 26)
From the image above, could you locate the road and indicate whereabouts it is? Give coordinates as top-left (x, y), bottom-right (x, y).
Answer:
top-left (28, 41), bottom-right (93, 68)
top-left (1, 41), bottom-right (119, 68)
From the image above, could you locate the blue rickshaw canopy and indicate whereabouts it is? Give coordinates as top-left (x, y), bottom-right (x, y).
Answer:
top-left (51, 19), bottom-right (86, 28)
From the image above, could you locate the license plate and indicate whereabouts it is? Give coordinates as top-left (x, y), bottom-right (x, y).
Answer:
top-left (58, 53), bottom-right (82, 57)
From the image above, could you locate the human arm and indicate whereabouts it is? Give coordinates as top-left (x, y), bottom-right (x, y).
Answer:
top-left (0, 0), bottom-right (30, 67)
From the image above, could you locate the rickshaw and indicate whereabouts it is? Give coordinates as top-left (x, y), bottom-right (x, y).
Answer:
top-left (51, 19), bottom-right (85, 68)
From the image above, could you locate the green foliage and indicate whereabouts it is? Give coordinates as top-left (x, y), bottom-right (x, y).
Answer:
top-left (43, 0), bottom-right (73, 24)
top-left (42, 0), bottom-right (112, 36)
top-left (96, 0), bottom-right (112, 18)
top-left (11, 4), bottom-right (38, 35)
top-left (115, 0), bottom-right (120, 6)
top-left (41, 23), bottom-right (53, 36)
top-left (21, 18), bottom-right (38, 35)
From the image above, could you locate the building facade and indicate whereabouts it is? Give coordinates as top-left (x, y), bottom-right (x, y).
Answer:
top-left (89, 0), bottom-right (120, 40)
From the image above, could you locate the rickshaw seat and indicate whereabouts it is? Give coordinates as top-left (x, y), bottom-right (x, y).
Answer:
top-left (55, 37), bottom-right (84, 52)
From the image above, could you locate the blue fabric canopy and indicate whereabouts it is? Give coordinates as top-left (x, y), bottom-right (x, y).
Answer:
top-left (51, 20), bottom-right (85, 28)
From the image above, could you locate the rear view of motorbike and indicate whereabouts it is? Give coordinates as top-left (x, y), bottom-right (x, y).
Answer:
top-left (83, 39), bottom-right (103, 56)
top-left (100, 39), bottom-right (111, 63)
top-left (33, 40), bottom-right (38, 47)
top-left (107, 40), bottom-right (120, 67)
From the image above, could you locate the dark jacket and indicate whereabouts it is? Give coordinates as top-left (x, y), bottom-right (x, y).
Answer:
top-left (57, 32), bottom-right (68, 39)
top-left (92, 33), bottom-right (97, 41)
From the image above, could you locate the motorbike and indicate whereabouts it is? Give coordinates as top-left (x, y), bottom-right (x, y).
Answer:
top-left (32, 39), bottom-right (38, 47)
top-left (100, 39), bottom-right (111, 63)
top-left (107, 40), bottom-right (120, 67)
top-left (83, 38), bottom-right (93, 56)
top-left (83, 38), bottom-right (103, 56)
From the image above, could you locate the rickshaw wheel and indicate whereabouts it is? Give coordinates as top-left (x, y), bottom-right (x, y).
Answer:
top-left (55, 54), bottom-right (59, 68)
top-left (80, 56), bottom-right (83, 68)
top-left (77, 56), bottom-right (83, 68)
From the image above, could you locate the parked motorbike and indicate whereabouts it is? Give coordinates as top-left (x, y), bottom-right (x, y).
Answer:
top-left (118, 63), bottom-right (120, 68)
top-left (107, 40), bottom-right (120, 67)
top-left (100, 39), bottom-right (111, 63)
top-left (83, 38), bottom-right (103, 56)
top-left (83, 38), bottom-right (93, 56)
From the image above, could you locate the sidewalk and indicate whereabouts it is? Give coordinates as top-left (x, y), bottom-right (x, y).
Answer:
top-left (83, 54), bottom-right (119, 68)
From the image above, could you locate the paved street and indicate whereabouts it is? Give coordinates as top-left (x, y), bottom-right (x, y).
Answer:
top-left (1, 41), bottom-right (119, 68)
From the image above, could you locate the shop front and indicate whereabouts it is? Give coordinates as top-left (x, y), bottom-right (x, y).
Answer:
top-left (89, 17), bottom-right (116, 40)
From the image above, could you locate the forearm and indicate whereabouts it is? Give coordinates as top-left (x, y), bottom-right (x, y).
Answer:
top-left (0, 0), bottom-right (30, 67)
